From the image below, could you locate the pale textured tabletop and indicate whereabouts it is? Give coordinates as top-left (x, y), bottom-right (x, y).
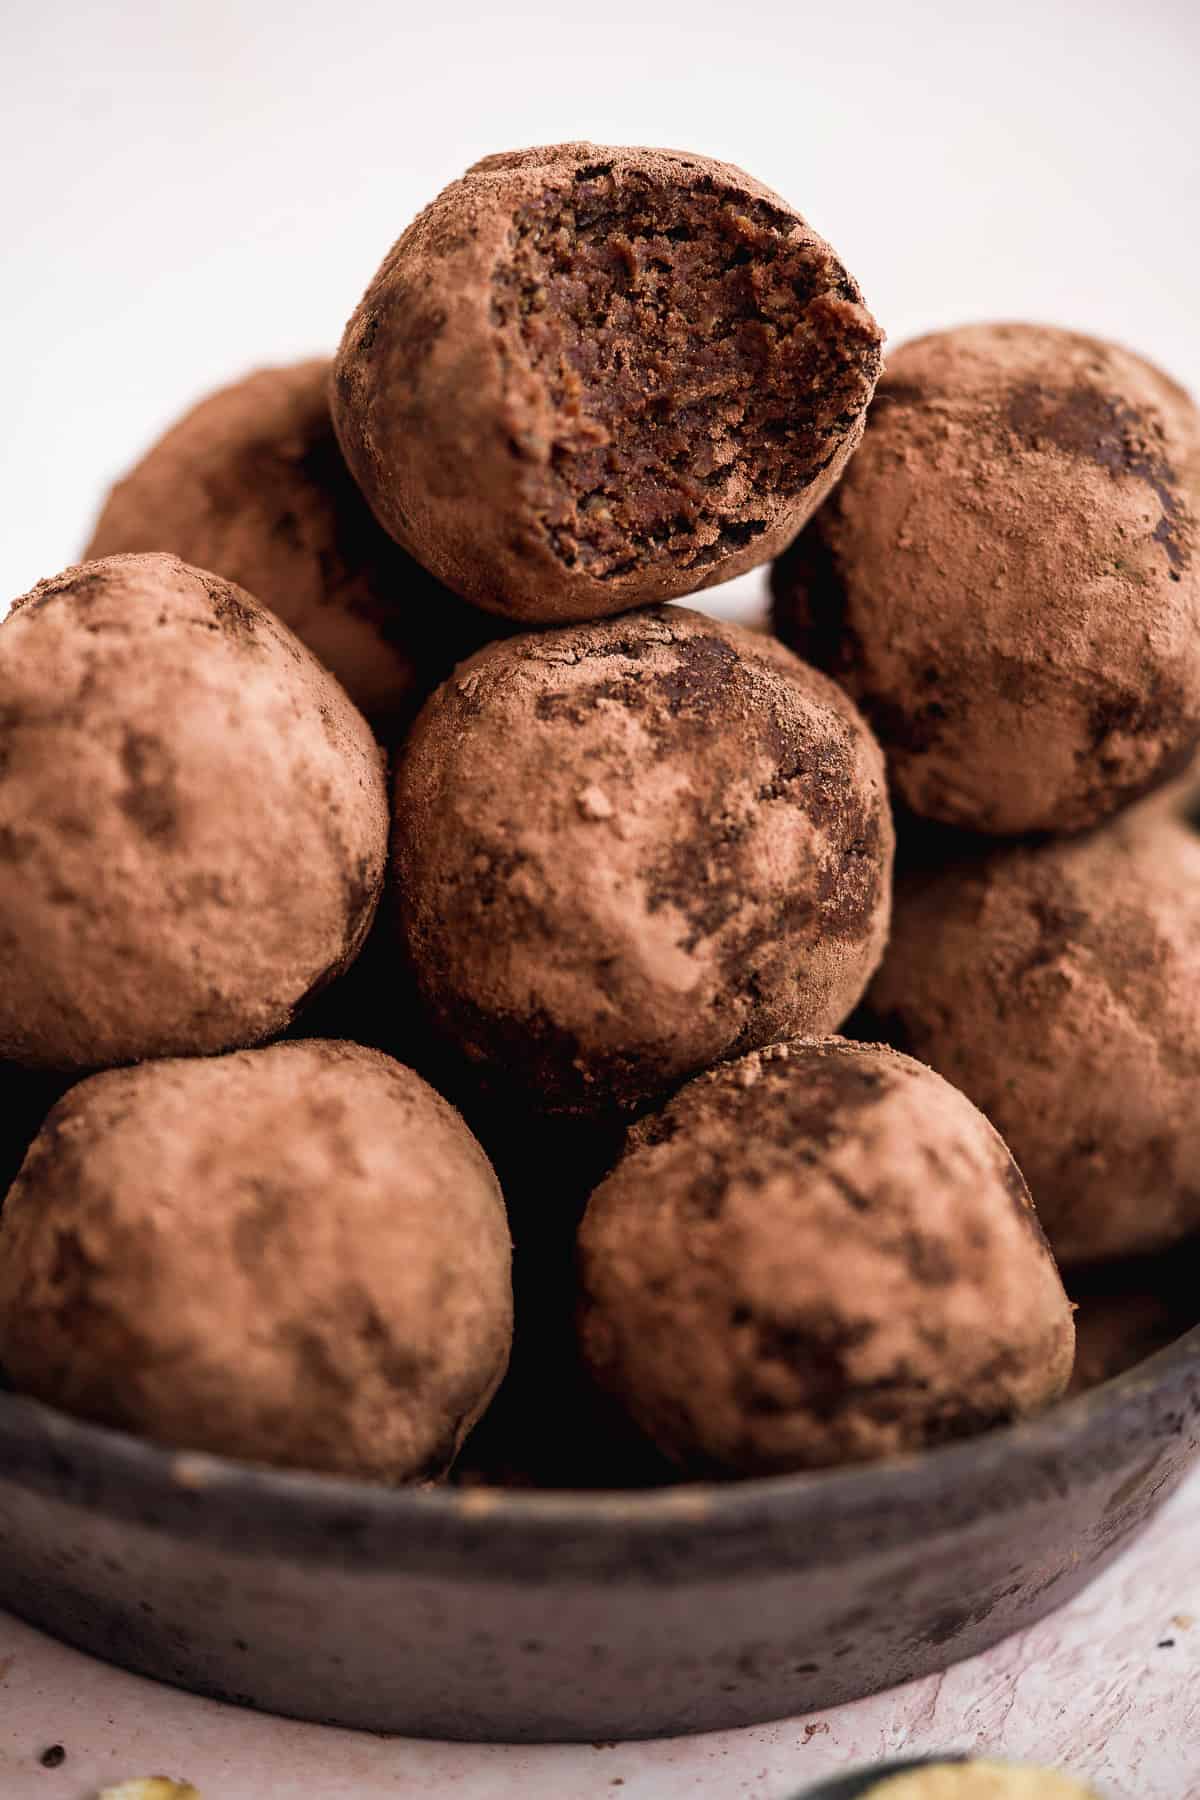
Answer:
top-left (0, 1470), bottom-right (1195, 1800)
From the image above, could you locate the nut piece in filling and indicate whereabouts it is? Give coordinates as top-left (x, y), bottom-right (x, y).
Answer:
top-left (333, 143), bottom-right (883, 622)
top-left (577, 1038), bottom-right (1073, 1476)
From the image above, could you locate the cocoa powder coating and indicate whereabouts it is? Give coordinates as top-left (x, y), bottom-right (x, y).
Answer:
top-left (85, 360), bottom-right (499, 730)
top-left (332, 143), bottom-right (883, 622)
top-left (390, 606), bottom-right (894, 1115)
top-left (577, 1038), bottom-right (1074, 1476)
top-left (863, 804), bottom-right (1200, 1263)
top-left (0, 1041), bottom-right (513, 1481)
top-left (0, 553), bottom-right (388, 1070)
top-left (772, 323), bottom-right (1200, 834)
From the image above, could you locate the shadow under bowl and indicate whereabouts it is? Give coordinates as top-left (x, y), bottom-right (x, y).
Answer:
top-left (0, 1326), bottom-right (1196, 1742)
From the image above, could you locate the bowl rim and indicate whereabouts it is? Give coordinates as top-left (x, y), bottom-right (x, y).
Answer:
top-left (1, 1321), bottom-right (1197, 1539)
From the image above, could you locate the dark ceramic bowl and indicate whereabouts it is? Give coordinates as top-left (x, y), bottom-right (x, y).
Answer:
top-left (0, 1328), bottom-right (1196, 1743)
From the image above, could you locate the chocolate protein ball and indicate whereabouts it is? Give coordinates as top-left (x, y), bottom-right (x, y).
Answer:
top-left (577, 1039), bottom-right (1073, 1476)
top-left (392, 606), bottom-right (894, 1115)
top-left (0, 1041), bottom-right (512, 1481)
top-left (772, 323), bottom-right (1200, 834)
top-left (0, 553), bottom-right (387, 1070)
top-left (862, 804), bottom-right (1200, 1263)
top-left (332, 143), bottom-right (883, 623)
top-left (85, 360), bottom-right (498, 730)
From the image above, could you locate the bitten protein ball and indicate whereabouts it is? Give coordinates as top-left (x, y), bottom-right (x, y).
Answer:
top-left (392, 606), bottom-right (894, 1115)
top-left (772, 324), bottom-right (1200, 834)
top-left (0, 1042), bottom-right (512, 1481)
top-left (333, 143), bottom-right (883, 623)
top-left (863, 806), bottom-right (1200, 1263)
top-left (85, 360), bottom-right (498, 729)
top-left (0, 554), bottom-right (387, 1070)
top-left (577, 1039), bottom-right (1073, 1476)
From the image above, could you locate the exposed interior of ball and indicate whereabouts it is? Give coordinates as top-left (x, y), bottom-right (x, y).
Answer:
top-left (491, 161), bottom-right (878, 581)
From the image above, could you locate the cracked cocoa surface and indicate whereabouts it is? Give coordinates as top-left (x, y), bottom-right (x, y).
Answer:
top-left (0, 553), bottom-right (387, 1070)
top-left (332, 143), bottom-right (882, 622)
top-left (577, 1038), bottom-right (1073, 1475)
top-left (0, 1041), bottom-right (512, 1481)
top-left (85, 360), bottom-right (501, 733)
top-left (861, 800), bottom-right (1200, 1264)
top-left (390, 606), bottom-right (893, 1116)
top-left (772, 322), bottom-right (1200, 834)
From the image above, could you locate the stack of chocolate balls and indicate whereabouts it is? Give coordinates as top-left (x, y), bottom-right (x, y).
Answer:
top-left (1, 142), bottom-right (1197, 1490)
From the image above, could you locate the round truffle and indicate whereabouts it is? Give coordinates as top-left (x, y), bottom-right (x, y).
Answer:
top-left (772, 323), bottom-right (1200, 834)
top-left (332, 142), bottom-right (883, 623)
top-left (391, 606), bottom-right (894, 1115)
top-left (0, 553), bottom-right (388, 1070)
top-left (577, 1038), bottom-right (1073, 1476)
top-left (84, 360), bottom-right (499, 730)
top-left (862, 805), bottom-right (1200, 1263)
top-left (0, 1041), bottom-right (512, 1481)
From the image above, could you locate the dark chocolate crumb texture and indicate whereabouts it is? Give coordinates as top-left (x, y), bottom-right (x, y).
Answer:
top-left (333, 144), bottom-right (883, 622)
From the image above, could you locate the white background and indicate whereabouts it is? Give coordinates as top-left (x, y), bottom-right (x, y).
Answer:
top-left (3, 0), bottom-right (1198, 607)
top-left (2, 1), bottom-right (1199, 1793)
